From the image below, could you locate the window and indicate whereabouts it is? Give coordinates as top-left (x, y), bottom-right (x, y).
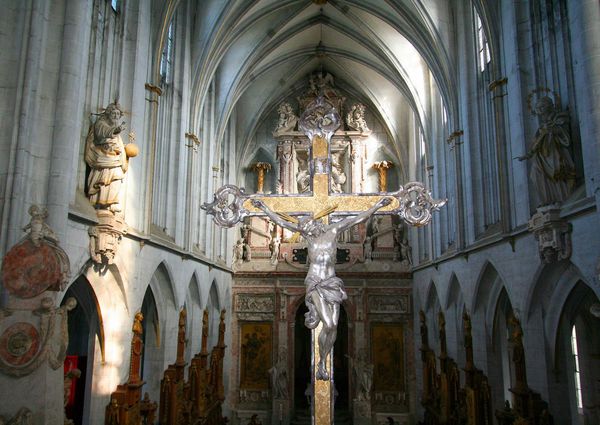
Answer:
top-left (571, 325), bottom-right (583, 411)
top-left (476, 13), bottom-right (491, 72)
top-left (110, 0), bottom-right (119, 13)
top-left (160, 20), bottom-right (175, 86)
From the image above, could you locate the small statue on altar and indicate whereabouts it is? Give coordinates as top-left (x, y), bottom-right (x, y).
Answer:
top-left (296, 159), bottom-right (311, 193)
top-left (270, 235), bottom-right (281, 266)
top-left (242, 239), bottom-right (251, 262)
top-left (330, 152), bottom-right (346, 193)
top-left (400, 237), bottom-right (412, 266)
top-left (233, 239), bottom-right (244, 265)
top-left (275, 103), bottom-right (297, 133)
top-left (346, 103), bottom-right (370, 132)
top-left (363, 236), bottom-right (373, 262)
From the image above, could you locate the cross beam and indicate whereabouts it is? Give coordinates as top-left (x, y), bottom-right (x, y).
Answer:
top-left (202, 96), bottom-right (445, 425)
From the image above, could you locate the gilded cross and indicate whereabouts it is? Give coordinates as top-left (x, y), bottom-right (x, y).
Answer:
top-left (202, 95), bottom-right (445, 425)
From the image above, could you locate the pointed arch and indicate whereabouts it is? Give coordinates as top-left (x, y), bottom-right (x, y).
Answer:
top-left (185, 273), bottom-right (203, 358)
top-left (61, 275), bottom-right (106, 424)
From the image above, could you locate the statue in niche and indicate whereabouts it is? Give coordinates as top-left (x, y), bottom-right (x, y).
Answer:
top-left (242, 238), bottom-right (251, 262)
top-left (330, 151), bottom-right (347, 193)
top-left (275, 103), bottom-right (297, 133)
top-left (85, 101), bottom-right (137, 212)
top-left (233, 239), bottom-right (244, 265)
top-left (518, 95), bottom-right (576, 206)
top-left (296, 158), bottom-right (310, 193)
top-left (269, 349), bottom-right (289, 399)
top-left (363, 236), bottom-right (373, 262)
top-left (347, 349), bottom-right (374, 401)
top-left (270, 235), bottom-right (281, 266)
top-left (346, 103), bottom-right (370, 132)
top-left (400, 237), bottom-right (412, 266)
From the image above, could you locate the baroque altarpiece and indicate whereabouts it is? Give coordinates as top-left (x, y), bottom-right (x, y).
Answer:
top-left (230, 73), bottom-right (415, 425)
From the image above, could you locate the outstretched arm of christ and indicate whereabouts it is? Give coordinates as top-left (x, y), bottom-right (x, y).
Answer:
top-left (330, 197), bottom-right (393, 233)
top-left (251, 199), bottom-right (301, 233)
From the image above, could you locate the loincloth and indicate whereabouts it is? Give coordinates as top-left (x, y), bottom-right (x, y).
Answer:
top-left (304, 275), bottom-right (347, 329)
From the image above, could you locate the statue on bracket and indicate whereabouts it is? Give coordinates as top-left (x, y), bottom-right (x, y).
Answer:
top-left (518, 91), bottom-right (576, 207)
top-left (274, 103), bottom-right (298, 133)
top-left (85, 101), bottom-right (137, 212)
top-left (346, 103), bottom-right (370, 133)
top-left (85, 101), bottom-right (138, 266)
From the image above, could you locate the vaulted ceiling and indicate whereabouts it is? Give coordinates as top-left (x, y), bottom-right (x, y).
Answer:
top-left (184, 0), bottom-right (462, 169)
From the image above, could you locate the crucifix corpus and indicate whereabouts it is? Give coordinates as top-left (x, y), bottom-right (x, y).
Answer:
top-left (202, 95), bottom-right (446, 424)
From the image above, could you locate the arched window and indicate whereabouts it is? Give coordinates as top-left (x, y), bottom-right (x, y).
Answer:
top-left (160, 19), bottom-right (175, 86)
top-left (570, 325), bottom-right (583, 413)
top-left (471, 8), bottom-right (500, 235)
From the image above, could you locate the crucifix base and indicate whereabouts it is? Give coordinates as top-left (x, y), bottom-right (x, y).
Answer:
top-left (312, 323), bottom-right (333, 425)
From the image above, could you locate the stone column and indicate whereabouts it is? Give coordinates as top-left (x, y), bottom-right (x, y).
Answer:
top-left (349, 137), bottom-right (366, 193)
top-left (47, 0), bottom-right (93, 242)
top-left (0, 206), bottom-right (75, 424)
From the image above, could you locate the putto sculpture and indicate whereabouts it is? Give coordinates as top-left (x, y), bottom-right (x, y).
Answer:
top-left (346, 103), bottom-right (370, 132)
top-left (274, 102), bottom-right (298, 133)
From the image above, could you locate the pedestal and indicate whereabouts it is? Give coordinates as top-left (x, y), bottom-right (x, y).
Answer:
top-left (352, 399), bottom-right (371, 425)
top-left (272, 398), bottom-right (290, 425)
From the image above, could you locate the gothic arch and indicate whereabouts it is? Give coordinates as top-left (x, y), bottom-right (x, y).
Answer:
top-left (61, 275), bottom-right (106, 425)
top-left (185, 273), bottom-right (203, 359)
top-left (471, 260), bottom-right (507, 338)
top-left (146, 261), bottom-right (178, 310)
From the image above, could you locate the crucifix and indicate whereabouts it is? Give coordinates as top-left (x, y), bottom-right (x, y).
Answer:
top-left (202, 95), bottom-right (445, 424)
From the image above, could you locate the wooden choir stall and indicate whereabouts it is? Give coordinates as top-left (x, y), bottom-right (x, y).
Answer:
top-left (419, 310), bottom-right (553, 425)
top-left (105, 309), bottom-right (228, 425)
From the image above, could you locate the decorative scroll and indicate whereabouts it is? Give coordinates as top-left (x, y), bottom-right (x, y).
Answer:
top-left (201, 185), bottom-right (251, 228)
top-left (298, 95), bottom-right (341, 143)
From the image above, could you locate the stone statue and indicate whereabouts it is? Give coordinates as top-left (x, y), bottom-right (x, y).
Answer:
top-left (296, 158), bottom-right (310, 193)
top-left (346, 103), bottom-right (370, 132)
top-left (269, 349), bottom-right (289, 399)
top-left (85, 101), bottom-right (133, 212)
top-left (347, 349), bottom-right (373, 401)
top-left (233, 239), bottom-right (244, 265)
top-left (22, 205), bottom-right (57, 246)
top-left (251, 196), bottom-right (392, 380)
top-left (400, 237), bottom-right (412, 266)
top-left (363, 236), bottom-right (372, 262)
top-left (242, 239), bottom-right (251, 262)
top-left (270, 235), bottom-right (281, 266)
top-left (330, 152), bottom-right (346, 193)
top-left (275, 103), bottom-right (297, 133)
top-left (518, 96), bottom-right (576, 206)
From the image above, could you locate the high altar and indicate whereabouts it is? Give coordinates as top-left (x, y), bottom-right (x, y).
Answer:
top-left (225, 73), bottom-right (420, 425)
